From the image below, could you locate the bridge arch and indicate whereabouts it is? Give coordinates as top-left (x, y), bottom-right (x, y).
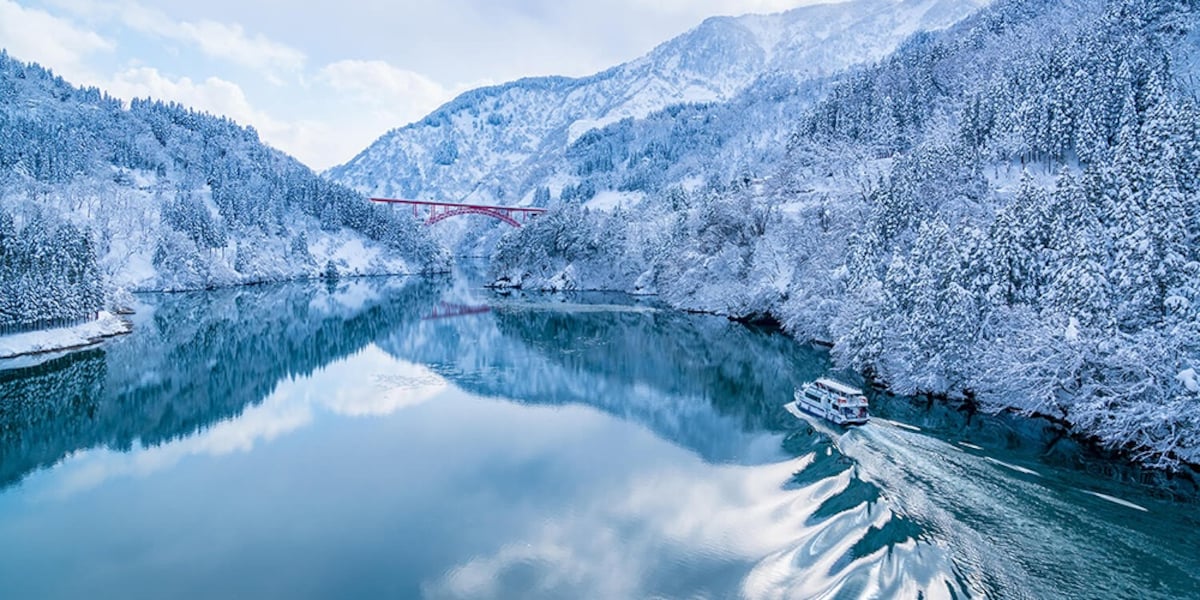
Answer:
top-left (370, 197), bottom-right (545, 228)
top-left (427, 206), bottom-right (522, 227)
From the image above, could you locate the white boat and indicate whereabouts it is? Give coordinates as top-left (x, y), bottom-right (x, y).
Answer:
top-left (788, 378), bottom-right (870, 426)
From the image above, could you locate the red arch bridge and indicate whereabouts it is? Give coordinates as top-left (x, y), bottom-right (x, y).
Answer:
top-left (370, 197), bottom-right (546, 227)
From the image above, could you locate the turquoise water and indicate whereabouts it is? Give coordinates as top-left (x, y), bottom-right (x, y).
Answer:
top-left (0, 274), bottom-right (1196, 599)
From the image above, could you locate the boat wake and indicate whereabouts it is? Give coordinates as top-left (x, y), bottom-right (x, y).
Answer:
top-left (740, 420), bottom-right (970, 599)
top-left (826, 420), bottom-right (1200, 599)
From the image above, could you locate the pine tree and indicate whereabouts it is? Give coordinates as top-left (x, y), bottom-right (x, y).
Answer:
top-left (1045, 169), bottom-right (1113, 328)
top-left (0, 210), bottom-right (16, 328)
top-left (989, 174), bottom-right (1051, 306)
top-left (323, 260), bottom-right (340, 282)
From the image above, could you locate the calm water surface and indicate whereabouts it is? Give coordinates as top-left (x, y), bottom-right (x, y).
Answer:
top-left (0, 271), bottom-right (1197, 599)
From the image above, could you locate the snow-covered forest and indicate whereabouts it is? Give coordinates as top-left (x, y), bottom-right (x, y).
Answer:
top-left (491, 0), bottom-right (1200, 468)
top-left (0, 209), bottom-right (103, 332)
top-left (0, 51), bottom-right (447, 332)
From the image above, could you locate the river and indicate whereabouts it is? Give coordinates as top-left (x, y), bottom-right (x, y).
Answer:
top-left (0, 270), bottom-right (1196, 599)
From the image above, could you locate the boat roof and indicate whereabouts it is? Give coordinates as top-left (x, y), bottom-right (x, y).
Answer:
top-left (814, 378), bottom-right (864, 396)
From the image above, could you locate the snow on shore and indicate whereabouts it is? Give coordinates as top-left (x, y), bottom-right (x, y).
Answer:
top-left (0, 312), bottom-right (132, 360)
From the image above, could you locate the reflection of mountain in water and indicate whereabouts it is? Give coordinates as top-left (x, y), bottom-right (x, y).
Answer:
top-left (379, 292), bottom-right (834, 465)
top-left (0, 277), bottom-right (446, 490)
top-left (0, 350), bottom-right (108, 488)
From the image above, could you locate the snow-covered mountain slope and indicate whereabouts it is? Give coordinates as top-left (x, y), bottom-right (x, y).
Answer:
top-left (326, 0), bottom-right (991, 210)
top-left (491, 0), bottom-right (1200, 468)
top-left (0, 51), bottom-right (448, 331)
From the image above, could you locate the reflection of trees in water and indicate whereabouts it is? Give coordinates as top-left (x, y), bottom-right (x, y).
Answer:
top-left (491, 308), bottom-right (829, 431)
top-left (0, 350), bottom-right (106, 488)
top-left (0, 277), bottom-right (446, 492)
top-left (377, 296), bottom-right (835, 463)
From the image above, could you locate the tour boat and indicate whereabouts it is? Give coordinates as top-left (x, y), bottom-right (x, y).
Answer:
top-left (788, 378), bottom-right (870, 426)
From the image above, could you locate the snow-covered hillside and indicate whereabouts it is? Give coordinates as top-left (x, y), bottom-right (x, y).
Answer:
top-left (0, 52), bottom-right (448, 333)
top-left (492, 0), bottom-right (1200, 469)
top-left (326, 0), bottom-right (991, 213)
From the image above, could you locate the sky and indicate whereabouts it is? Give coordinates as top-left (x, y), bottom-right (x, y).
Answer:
top-left (0, 0), bottom-right (822, 170)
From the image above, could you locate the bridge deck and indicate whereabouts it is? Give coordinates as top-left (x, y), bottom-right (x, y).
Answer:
top-left (370, 198), bottom-right (547, 213)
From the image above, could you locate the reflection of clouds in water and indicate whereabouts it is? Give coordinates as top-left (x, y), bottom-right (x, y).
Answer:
top-left (421, 460), bottom-right (796, 599)
top-left (424, 455), bottom-right (959, 599)
top-left (615, 460), bottom-right (809, 556)
top-left (322, 360), bottom-right (447, 418)
top-left (41, 346), bottom-right (445, 499)
top-left (48, 402), bottom-right (315, 499)
top-left (426, 522), bottom-right (638, 600)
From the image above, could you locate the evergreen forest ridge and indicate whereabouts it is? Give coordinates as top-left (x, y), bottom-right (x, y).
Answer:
top-left (0, 53), bottom-right (448, 332)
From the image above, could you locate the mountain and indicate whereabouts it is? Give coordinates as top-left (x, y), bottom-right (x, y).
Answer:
top-left (0, 52), bottom-right (447, 333)
top-left (326, 0), bottom-right (992, 214)
top-left (490, 0), bottom-right (1200, 468)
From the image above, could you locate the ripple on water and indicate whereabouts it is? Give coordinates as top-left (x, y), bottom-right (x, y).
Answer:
top-left (829, 421), bottom-right (1200, 600)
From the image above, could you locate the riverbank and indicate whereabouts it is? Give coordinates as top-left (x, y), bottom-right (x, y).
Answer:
top-left (0, 268), bottom-right (455, 363)
top-left (0, 312), bottom-right (132, 360)
top-left (484, 270), bottom-right (1200, 473)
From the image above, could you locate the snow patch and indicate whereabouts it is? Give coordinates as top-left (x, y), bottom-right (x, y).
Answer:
top-left (1064, 317), bottom-right (1080, 342)
top-left (568, 117), bottom-right (621, 145)
top-left (586, 190), bottom-right (643, 212)
top-left (1177, 368), bottom-right (1199, 393)
top-left (545, 265), bottom-right (578, 291)
top-left (0, 312), bottom-right (132, 359)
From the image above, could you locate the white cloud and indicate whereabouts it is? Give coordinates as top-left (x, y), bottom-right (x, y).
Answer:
top-left (317, 59), bottom-right (458, 136)
top-left (307, 59), bottom-right (481, 168)
top-left (0, 0), bottom-right (113, 82)
top-left (319, 59), bottom-right (449, 111)
top-left (153, 15), bottom-right (307, 75)
top-left (46, 0), bottom-right (306, 75)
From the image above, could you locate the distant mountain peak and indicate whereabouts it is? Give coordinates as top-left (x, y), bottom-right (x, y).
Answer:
top-left (326, 0), bottom-right (993, 239)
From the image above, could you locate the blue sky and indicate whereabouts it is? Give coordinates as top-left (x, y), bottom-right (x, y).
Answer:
top-left (0, 0), bottom-right (819, 170)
